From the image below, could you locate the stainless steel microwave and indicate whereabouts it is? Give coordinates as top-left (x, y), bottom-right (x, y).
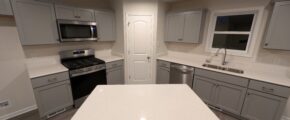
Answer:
top-left (57, 20), bottom-right (98, 42)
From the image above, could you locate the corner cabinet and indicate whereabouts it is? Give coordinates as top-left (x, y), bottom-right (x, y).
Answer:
top-left (106, 60), bottom-right (124, 85)
top-left (55, 5), bottom-right (95, 22)
top-left (0, 0), bottom-right (13, 15)
top-left (11, 0), bottom-right (59, 45)
top-left (165, 10), bottom-right (203, 43)
top-left (264, 1), bottom-right (290, 50)
top-left (95, 11), bottom-right (116, 41)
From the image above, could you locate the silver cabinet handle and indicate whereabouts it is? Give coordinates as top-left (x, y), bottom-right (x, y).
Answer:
top-left (48, 77), bottom-right (57, 83)
top-left (178, 38), bottom-right (183, 41)
top-left (262, 87), bottom-right (274, 92)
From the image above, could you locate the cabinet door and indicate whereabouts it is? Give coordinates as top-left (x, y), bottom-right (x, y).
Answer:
top-left (77, 8), bottom-right (95, 21)
top-left (214, 81), bottom-right (247, 115)
top-left (95, 11), bottom-right (116, 41)
top-left (157, 67), bottom-right (170, 84)
top-left (165, 13), bottom-right (185, 42)
top-left (55, 5), bottom-right (77, 20)
top-left (11, 0), bottom-right (59, 45)
top-left (183, 11), bottom-right (202, 43)
top-left (241, 90), bottom-right (287, 120)
top-left (34, 80), bottom-right (73, 117)
top-left (264, 1), bottom-right (290, 50)
top-left (193, 76), bottom-right (217, 105)
top-left (0, 0), bottom-right (13, 15)
top-left (107, 67), bottom-right (124, 85)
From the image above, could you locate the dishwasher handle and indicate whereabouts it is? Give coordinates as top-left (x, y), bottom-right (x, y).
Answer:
top-left (171, 64), bottom-right (194, 73)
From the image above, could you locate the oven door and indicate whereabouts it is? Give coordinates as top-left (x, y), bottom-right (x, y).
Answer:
top-left (58, 20), bottom-right (98, 42)
top-left (70, 70), bottom-right (107, 101)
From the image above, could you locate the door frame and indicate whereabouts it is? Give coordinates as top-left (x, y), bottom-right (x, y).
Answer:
top-left (124, 11), bottom-right (157, 84)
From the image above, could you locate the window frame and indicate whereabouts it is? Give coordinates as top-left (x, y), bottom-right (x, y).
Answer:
top-left (206, 8), bottom-right (264, 57)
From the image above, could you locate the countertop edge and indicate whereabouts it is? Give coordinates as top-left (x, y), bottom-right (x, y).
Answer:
top-left (157, 57), bottom-right (290, 88)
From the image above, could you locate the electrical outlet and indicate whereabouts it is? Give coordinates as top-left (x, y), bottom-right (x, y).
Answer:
top-left (0, 100), bottom-right (10, 109)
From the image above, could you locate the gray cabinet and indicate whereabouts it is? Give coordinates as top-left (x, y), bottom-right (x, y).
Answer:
top-left (11, 0), bottom-right (59, 45)
top-left (193, 76), bottom-right (217, 105)
top-left (95, 11), bottom-right (116, 41)
top-left (55, 5), bottom-right (95, 21)
top-left (31, 72), bottom-right (73, 118)
top-left (241, 90), bottom-right (287, 120)
top-left (106, 60), bottom-right (124, 84)
top-left (214, 81), bottom-right (247, 115)
top-left (0, 0), bottom-right (13, 15)
top-left (264, 1), bottom-right (290, 50)
top-left (165, 10), bottom-right (203, 43)
top-left (193, 76), bottom-right (246, 115)
top-left (156, 60), bottom-right (170, 84)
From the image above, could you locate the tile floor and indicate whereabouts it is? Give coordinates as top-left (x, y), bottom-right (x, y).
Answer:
top-left (9, 108), bottom-right (239, 120)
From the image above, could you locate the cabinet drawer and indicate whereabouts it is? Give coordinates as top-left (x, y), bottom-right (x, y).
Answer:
top-left (157, 60), bottom-right (170, 68)
top-left (249, 80), bottom-right (290, 98)
top-left (106, 60), bottom-right (123, 69)
top-left (31, 72), bottom-right (69, 88)
top-left (195, 68), bottom-right (249, 87)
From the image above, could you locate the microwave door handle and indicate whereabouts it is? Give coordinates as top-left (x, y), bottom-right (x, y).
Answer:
top-left (90, 26), bottom-right (94, 38)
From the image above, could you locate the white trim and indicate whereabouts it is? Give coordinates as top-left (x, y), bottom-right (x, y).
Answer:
top-left (0, 105), bottom-right (37, 120)
top-left (281, 116), bottom-right (290, 120)
top-left (205, 7), bottom-right (264, 57)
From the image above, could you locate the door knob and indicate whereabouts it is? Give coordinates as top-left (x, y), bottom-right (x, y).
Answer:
top-left (147, 56), bottom-right (151, 62)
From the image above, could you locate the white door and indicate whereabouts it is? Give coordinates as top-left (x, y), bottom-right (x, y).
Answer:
top-left (126, 14), bottom-right (154, 84)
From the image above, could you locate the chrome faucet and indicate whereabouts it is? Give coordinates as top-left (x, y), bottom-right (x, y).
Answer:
top-left (205, 48), bottom-right (227, 65)
top-left (222, 48), bottom-right (227, 65)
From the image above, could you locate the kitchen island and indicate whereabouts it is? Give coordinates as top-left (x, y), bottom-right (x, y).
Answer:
top-left (71, 84), bottom-right (219, 120)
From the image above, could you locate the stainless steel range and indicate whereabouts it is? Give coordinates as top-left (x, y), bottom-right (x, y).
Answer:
top-left (60, 48), bottom-right (107, 107)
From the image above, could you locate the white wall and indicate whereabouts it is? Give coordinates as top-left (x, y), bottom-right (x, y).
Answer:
top-left (111, 0), bottom-right (125, 56)
top-left (0, 16), bottom-right (36, 120)
top-left (23, 42), bottom-right (114, 58)
top-left (168, 0), bottom-right (290, 119)
top-left (156, 1), bottom-right (168, 56)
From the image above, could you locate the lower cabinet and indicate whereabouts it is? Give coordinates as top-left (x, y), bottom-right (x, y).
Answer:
top-left (241, 90), bottom-right (287, 120)
top-left (193, 76), bottom-right (247, 114)
top-left (34, 81), bottom-right (73, 118)
top-left (106, 60), bottom-right (124, 85)
top-left (31, 72), bottom-right (73, 119)
top-left (156, 60), bottom-right (170, 84)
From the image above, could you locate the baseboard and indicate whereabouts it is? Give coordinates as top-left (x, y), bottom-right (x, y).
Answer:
top-left (281, 116), bottom-right (290, 120)
top-left (0, 105), bottom-right (37, 120)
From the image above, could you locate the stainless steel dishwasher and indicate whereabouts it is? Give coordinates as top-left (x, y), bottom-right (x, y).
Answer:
top-left (170, 63), bottom-right (195, 87)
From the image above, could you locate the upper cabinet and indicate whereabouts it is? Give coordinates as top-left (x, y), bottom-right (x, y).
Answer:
top-left (165, 10), bottom-right (203, 43)
top-left (264, 1), bottom-right (290, 50)
top-left (55, 5), bottom-right (95, 21)
top-left (0, 0), bottom-right (13, 15)
top-left (95, 11), bottom-right (116, 41)
top-left (11, 0), bottom-right (59, 45)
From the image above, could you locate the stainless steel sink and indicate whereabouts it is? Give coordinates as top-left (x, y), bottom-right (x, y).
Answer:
top-left (202, 64), bottom-right (244, 74)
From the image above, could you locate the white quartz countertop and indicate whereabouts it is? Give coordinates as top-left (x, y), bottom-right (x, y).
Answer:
top-left (26, 54), bottom-right (123, 78)
top-left (158, 54), bottom-right (290, 87)
top-left (72, 84), bottom-right (219, 120)
top-left (96, 55), bottom-right (124, 63)
top-left (26, 64), bottom-right (68, 78)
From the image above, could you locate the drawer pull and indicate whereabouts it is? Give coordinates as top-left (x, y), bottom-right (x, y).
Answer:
top-left (48, 78), bottom-right (58, 83)
top-left (262, 87), bottom-right (274, 93)
top-left (112, 64), bottom-right (118, 67)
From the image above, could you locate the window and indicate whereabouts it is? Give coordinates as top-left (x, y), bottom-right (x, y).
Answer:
top-left (206, 8), bottom-right (263, 57)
